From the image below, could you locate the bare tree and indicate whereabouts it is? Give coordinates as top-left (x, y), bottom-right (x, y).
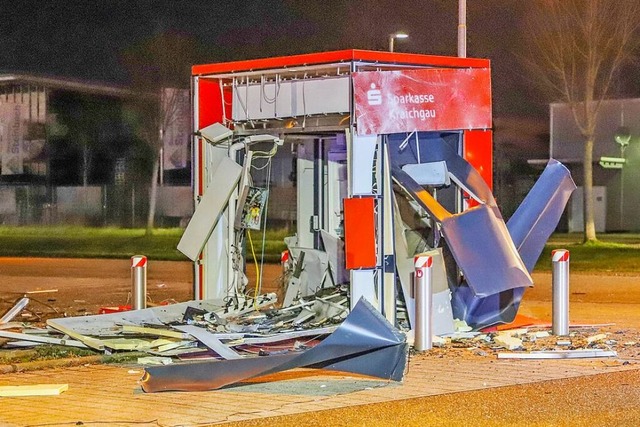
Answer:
top-left (121, 31), bottom-right (203, 234)
top-left (525, 0), bottom-right (640, 242)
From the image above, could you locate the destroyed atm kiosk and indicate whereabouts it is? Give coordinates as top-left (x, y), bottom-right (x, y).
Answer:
top-left (180, 49), bottom-right (572, 334)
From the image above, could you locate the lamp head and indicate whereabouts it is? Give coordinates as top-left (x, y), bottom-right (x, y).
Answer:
top-left (615, 126), bottom-right (631, 147)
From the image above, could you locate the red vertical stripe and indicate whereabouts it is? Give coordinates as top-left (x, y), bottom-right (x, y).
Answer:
top-left (343, 197), bottom-right (377, 269)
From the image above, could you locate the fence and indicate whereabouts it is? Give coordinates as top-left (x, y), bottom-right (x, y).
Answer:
top-left (0, 184), bottom-right (193, 227)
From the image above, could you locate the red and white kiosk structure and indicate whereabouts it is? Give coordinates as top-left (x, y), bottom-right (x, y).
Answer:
top-left (180, 49), bottom-right (496, 331)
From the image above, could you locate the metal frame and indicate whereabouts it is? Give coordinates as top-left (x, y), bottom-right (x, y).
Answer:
top-left (190, 49), bottom-right (494, 315)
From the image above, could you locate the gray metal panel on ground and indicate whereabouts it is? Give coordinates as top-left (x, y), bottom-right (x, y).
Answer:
top-left (177, 157), bottom-right (242, 261)
top-left (141, 298), bottom-right (408, 392)
top-left (47, 299), bottom-right (231, 336)
top-left (174, 325), bottom-right (241, 360)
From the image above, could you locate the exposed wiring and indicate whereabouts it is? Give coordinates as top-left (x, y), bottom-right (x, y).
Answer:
top-left (258, 158), bottom-right (272, 297)
top-left (247, 229), bottom-right (261, 311)
top-left (218, 79), bottom-right (227, 125)
top-left (232, 77), bottom-right (249, 120)
top-left (398, 130), bottom-right (416, 152)
top-left (260, 74), bottom-right (281, 104)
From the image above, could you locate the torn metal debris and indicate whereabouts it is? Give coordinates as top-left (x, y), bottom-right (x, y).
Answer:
top-left (140, 298), bottom-right (407, 392)
top-left (0, 297), bottom-right (29, 325)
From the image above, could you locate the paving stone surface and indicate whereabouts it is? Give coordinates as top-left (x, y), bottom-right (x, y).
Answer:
top-left (0, 355), bottom-right (637, 426)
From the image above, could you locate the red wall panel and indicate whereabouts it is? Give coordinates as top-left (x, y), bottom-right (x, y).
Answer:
top-left (343, 197), bottom-right (377, 269)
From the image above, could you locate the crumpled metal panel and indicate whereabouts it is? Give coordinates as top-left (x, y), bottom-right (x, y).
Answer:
top-left (451, 285), bottom-right (525, 329)
top-left (392, 166), bottom-right (532, 297)
top-left (507, 159), bottom-right (577, 271)
top-left (441, 204), bottom-right (533, 297)
top-left (451, 159), bottom-right (576, 329)
top-left (141, 298), bottom-right (408, 392)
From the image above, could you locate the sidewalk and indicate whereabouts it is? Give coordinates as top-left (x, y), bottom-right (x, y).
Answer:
top-left (1, 350), bottom-right (637, 426)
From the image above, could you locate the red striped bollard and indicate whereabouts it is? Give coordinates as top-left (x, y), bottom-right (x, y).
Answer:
top-left (131, 255), bottom-right (147, 310)
top-left (414, 253), bottom-right (433, 351)
top-left (552, 249), bottom-right (570, 336)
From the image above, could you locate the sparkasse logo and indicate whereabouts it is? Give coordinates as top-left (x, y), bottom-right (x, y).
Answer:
top-left (367, 83), bottom-right (382, 106)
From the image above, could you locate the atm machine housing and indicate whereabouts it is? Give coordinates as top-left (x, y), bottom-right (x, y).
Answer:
top-left (189, 50), bottom-right (493, 320)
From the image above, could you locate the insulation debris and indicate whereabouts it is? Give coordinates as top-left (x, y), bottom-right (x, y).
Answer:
top-left (494, 334), bottom-right (523, 351)
top-left (138, 356), bottom-right (173, 365)
top-left (0, 384), bottom-right (69, 397)
top-left (586, 333), bottom-right (607, 344)
top-left (1, 287), bottom-right (360, 376)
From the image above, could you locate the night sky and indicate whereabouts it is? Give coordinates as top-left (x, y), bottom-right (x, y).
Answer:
top-left (1, 0), bottom-right (635, 121)
top-left (0, 1), bottom-right (537, 115)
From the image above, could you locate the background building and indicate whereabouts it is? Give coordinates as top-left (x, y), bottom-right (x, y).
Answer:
top-left (549, 99), bottom-right (640, 232)
top-left (0, 73), bottom-right (192, 226)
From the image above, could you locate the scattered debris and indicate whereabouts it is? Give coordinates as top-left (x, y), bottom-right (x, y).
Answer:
top-left (0, 330), bottom-right (87, 349)
top-left (137, 356), bottom-right (173, 365)
top-left (1, 276), bottom-right (636, 395)
top-left (587, 333), bottom-right (607, 344)
top-left (140, 298), bottom-right (407, 392)
top-left (494, 334), bottom-right (523, 351)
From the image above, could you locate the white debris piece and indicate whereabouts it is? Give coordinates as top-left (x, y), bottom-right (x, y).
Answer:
top-left (499, 328), bottom-right (528, 337)
top-left (432, 335), bottom-right (448, 347)
top-left (453, 319), bottom-right (472, 333)
top-left (473, 334), bottom-right (491, 343)
top-left (137, 356), bottom-right (173, 365)
top-left (533, 331), bottom-right (550, 339)
top-left (586, 333), bottom-right (607, 344)
top-left (494, 334), bottom-right (523, 350)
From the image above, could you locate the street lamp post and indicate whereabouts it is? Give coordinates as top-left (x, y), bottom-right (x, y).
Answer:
top-left (458, 0), bottom-right (467, 57)
top-left (388, 32), bottom-right (409, 52)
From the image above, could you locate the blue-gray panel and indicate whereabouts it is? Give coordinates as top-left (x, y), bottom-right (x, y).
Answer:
top-left (141, 298), bottom-right (408, 392)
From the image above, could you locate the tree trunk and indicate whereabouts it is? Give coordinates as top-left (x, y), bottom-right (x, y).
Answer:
top-left (81, 137), bottom-right (89, 187)
top-left (583, 137), bottom-right (597, 242)
top-left (146, 154), bottom-right (160, 235)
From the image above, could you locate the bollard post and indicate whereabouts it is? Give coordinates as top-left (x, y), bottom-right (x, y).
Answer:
top-left (131, 255), bottom-right (147, 310)
top-left (281, 250), bottom-right (290, 276)
top-left (414, 254), bottom-right (433, 351)
top-left (552, 249), bottom-right (570, 336)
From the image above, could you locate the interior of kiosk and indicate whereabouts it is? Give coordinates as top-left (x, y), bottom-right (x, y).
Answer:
top-left (180, 50), bottom-right (546, 334)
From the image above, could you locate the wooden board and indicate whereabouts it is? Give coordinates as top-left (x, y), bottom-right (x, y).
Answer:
top-left (0, 384), bottom-right (68, 397)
